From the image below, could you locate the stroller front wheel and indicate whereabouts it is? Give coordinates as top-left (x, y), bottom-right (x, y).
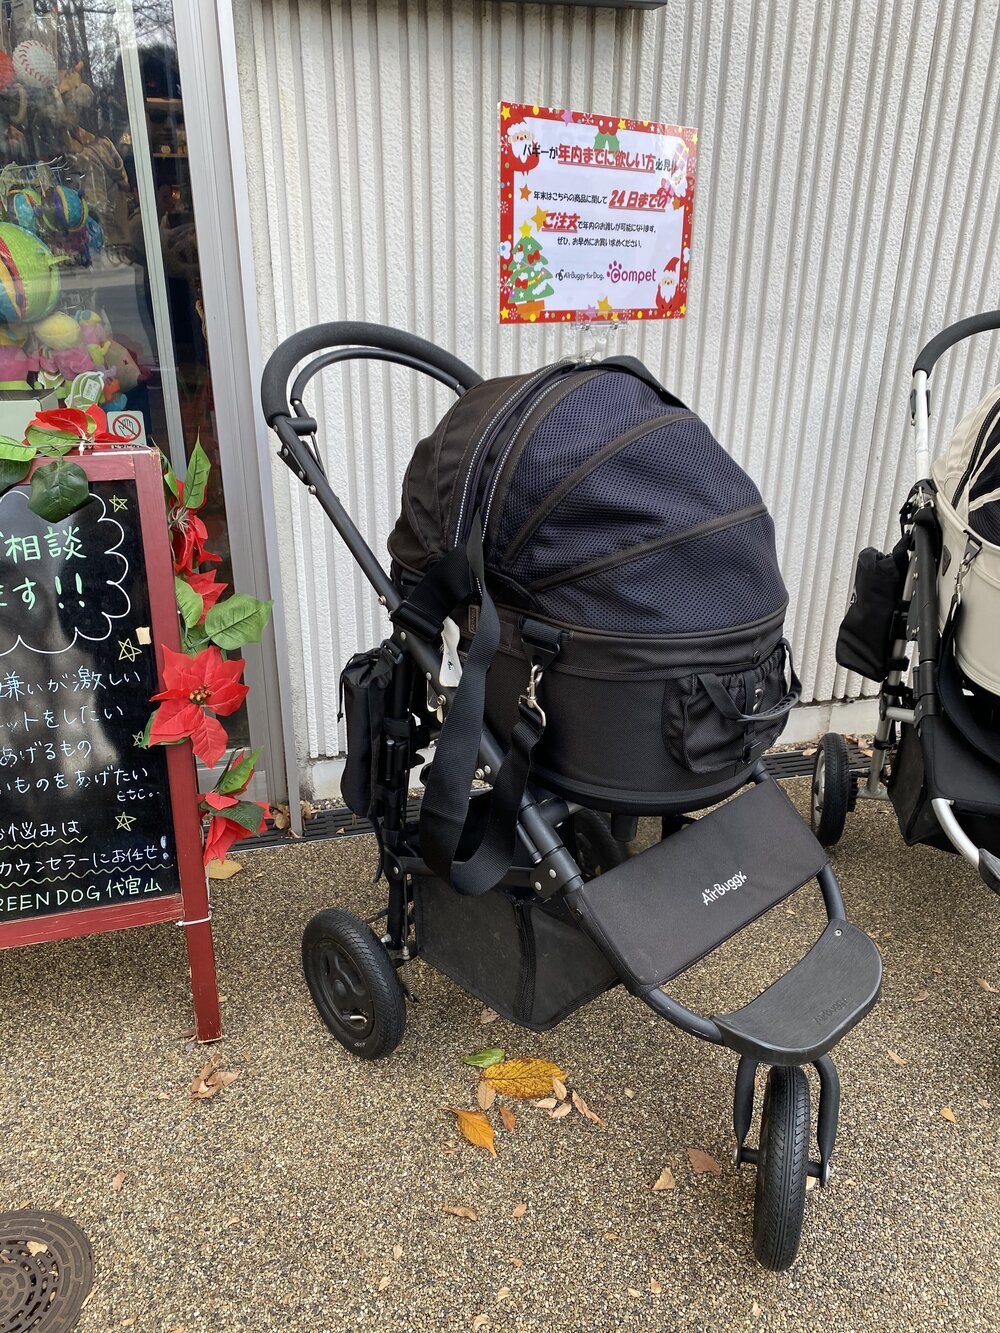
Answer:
top-left (811, 733), bottom-right (853, 847)
top-left (751, 1066), bottom-right (811, 1270)
top-left (302, 908), bottom-right (407, 1059)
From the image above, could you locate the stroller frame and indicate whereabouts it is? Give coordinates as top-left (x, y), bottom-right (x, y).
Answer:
top-left (262, 322), bottom-right (882, 1270)
top-left (811, 310), bottom-right (1000, 897)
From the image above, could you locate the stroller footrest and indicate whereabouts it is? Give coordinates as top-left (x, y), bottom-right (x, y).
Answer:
top-left (570, 779), bottom-right (828, 989)
top-left (712, 920), bottom-right (882, 1064)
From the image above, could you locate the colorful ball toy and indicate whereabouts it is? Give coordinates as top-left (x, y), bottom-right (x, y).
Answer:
top-left (0, 222), bottom-right (63, 322)
top-left (47, 185), bottom-right (88, 234)
top-left (6, 187), bottom-right (42, 234)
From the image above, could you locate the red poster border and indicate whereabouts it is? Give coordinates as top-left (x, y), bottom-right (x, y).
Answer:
top-left (499, 101), bottom-right (698, 325)
top-left (0, 449), bottom-right (222, 1041)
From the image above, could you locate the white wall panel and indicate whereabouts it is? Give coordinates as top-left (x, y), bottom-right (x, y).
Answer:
top-left (234, 0), bottom-right (1000, 779)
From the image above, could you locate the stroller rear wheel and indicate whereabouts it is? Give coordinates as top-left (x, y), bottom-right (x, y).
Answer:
top-left (302, 908), bottom-right (407, 1059)
top-left (752, 1066), bottom-right (811, 1271)
top-left (810, 733), bottom-right (853, 847)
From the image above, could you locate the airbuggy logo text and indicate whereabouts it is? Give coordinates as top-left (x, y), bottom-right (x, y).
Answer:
top-left (607, 260), bottom-right (657, 284)
top-left (702, 870), bottom-right (747, 907)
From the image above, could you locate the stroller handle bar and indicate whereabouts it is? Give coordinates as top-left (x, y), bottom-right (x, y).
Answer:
top-left (260, 320), bottom-right (483, 425)
top-left (912, 309), bottom-right (1000, 378)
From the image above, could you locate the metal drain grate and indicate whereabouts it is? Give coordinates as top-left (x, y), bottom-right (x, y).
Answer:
top-left (242, 745), bottom-right (872, 851)
top-left (0, 1210), bottom-right (93, 1333)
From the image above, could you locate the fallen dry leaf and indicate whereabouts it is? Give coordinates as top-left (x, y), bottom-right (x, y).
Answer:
top-left (627, 1287), bottom-right (643, 1298)
top-left (477, 1082), bottom-right (497, 1111)
top-left (111, 1172), bottom-right (127, 1194)
top-left (752, 1301), bottom-right (763, 1319)
top-left (207, 857), bottom-right (242, 880)
top-left (80, 1292), bottom-right (97, 1312)
top-left (686, 1148), bottom-right (722, 1176)
top-left (549, 1101), bottom-right (572, 1120)
top-left (271, 807), bottom-right (290, 830)
top-left (976, 1098), bottom-right (990, 1109)
top-left (483, 1058), bottom-right (567, 1099)
top-left (444, 1107), bottom-right (497, 1157)
top-left (572, 1091), bottom-right (606, 1126)
top-left (939, 1106), bottom-right (957, 1125)
top-left (442, 1203), bottom-right (478, 1220)
top-left (802, 746), bottom-right (817, 757)
top-left (649, 1278), bottom-right (662, 1295)
top-left (552, 1076), bottom-right (567, 1101)
top-left (224, 1217), bottom-right (241, 1228)
top-left (472, 1317), bottom-right (489, 1332)
top-left (190, 1054), bottom-right (240, 1102)
top-left (500, 1107), bottom-right (517, 1133)
top-left (480, 1008), bottom-right (499, 1025)
top-left (806, 1176), bottom-right (819, 1191)
top-left (624, 1088), bottom-right (635, 1099)
top-left (977, 978), bottom-right (999, 993)
top-left (652, 1166), bottom-right (676, 1192)
top-left (26, 1241), bottom-right (48, 1257)
top-left (377, 1276), bottom-right (391, 1292)
top-left (392, 1244), bottom-right (403, 1261)
top-left (932, 966), bottom-right (943, 976)
top-left (886, 1049), bottom-right (908, 1067)
top-left (914, 989), bottom-right (930, 1002)
top-left (533, 1097), bottom-right (558, 1110)
top-left (497, 1287), bottom-right (513, 1301)
top-left (510, 1257), bottom-right (524, 1268)
top-left (511, 1202), bottom-right (527, 1218)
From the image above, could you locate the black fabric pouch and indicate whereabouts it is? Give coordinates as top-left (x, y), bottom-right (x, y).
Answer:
top-left (836, 539), bottom-right (909, 680)
top-left (338, 645), bottom-right (396, 817)
top-left (663, 640), bottom-right (799, 775)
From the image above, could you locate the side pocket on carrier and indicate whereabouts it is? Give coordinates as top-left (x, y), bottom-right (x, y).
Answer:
top-left (663, 640), bottom-right (800, 774)
top-left (835, 539), bottom-right (909, 681)
top-left (338, 644), bottom-right (396, 817)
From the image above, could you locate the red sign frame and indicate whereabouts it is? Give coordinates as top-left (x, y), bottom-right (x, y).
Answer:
top-left (0, 448), bottom-right (221, 1041)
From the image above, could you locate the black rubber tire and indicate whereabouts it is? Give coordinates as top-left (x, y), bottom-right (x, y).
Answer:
top-left (302, 908), bottom-right (406, 1060)
top-left (566, 809), bottom-right (627, 880)
top-left (752, 1066), bottom-right (811, 1271)
top-left (810, 733), bottom-right (853, 847)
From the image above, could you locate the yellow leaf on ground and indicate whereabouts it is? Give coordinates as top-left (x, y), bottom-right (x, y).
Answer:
top-left (649, 1278), bottom-right (662, 1295)
top-left (497, 1287), bottom-right (513, 1300)
top-left (483, 1058), bottom-right (567, 1099)
top-left (500, 1107), bottom-right (517, 1133)
top-left (477, 1082), bottom-right (497, 1111)
top-left (26, 1241), bottom-right (47, 1257)
top-left (377, 1276), bottom-right (391, 1292)
top-left (687, 1148), bottom-right (722, 1175)
top-left (510, 1257), bottom-right (524, 1268)
top-left (939, 1106), bottom-right (957, 1124)
top-left (392, 1244), bottom-right (403, 1261)
top-left (624, 1088), bottom-right (635, 1099)
top-left (472, 1317), bottom-right (490, 1331)
top-left (572, 1091), bottom-right (606, 1126)
top-left (445, 1107), bottom-right (497, 1157)
top-left (652, 1166), bottom-right (675, 1191)
top-left (886, 1049), bottom-right (908, 1067)
top-left (442, 1203), bottom-right (479, 1220)
top-left (977, 978), bottom-right (999, 993)
top-left (511, 1202), bottom-right (527, 1218)
top-left (552, 1076), bottom-right (567, 1100)
top-left (549, 1101), bottom-right (572, 1119)
top-left (207, 857), bottom-right (242, 880)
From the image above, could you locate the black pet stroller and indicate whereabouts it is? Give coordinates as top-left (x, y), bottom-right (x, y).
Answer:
top-left (261, 323), bottom-right (882, 1270)
top-left (811, 310), bottom-right (1000, 900)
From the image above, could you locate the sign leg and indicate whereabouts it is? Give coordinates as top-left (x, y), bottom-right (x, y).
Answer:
top-left (185, 918), bottom-right (223, 1041)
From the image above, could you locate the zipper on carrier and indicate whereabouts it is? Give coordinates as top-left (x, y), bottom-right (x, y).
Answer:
top-left (453, 361), bottom-right (577, 548)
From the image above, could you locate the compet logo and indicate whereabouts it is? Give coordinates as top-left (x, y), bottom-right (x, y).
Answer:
top-left (702, 870), bottom-right (747, 906)
top-left (607, 260), bottom-right (656, 284)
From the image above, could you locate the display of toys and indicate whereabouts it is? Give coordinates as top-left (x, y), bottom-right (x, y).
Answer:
top-left (0, 339), bottom-right (36, 388)
top-left (0, 221), bottom-right (64, 322)
top-left (6, 186), bottom-right (41, 233)
top-left (46, 183), bottom-right (88, 233)
top-left (12, 40), bottom-right (58, 94)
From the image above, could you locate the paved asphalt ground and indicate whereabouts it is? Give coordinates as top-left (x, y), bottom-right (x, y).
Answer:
top-left (0, 778), bottom-right (997, 1332)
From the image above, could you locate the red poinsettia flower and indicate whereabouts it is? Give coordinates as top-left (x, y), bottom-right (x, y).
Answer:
top-left (171, 509), bottom-right (222, 574)
top-left (29, 404), bottom-right (122, 447)
top-left (148, 645), bottom-right (249, 766)
top-left (184, 568), bottom-right (227, 622)
top-left (200, 790), bottom-right (270, 867)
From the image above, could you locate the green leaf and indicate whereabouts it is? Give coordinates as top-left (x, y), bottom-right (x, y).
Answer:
top-left (218, 747), bottom-right (262, 795)
top-left (27, 459), bottom-right (92, 522)
top-left (24, 425), bottom-right (76, 457)
top-left (462, 1048), bottom-right (506, 1069)
top-left (0, 455), bottom-right (31, 496)
top-left (212, 798), bottom-right (266, 834)
top-left (161, 452), bottom-right (180, 499)
top-left (0, 436), bottom-right (34, 462)
top-left (182, 439), bottom-right (211, 511)
top-left (174, 576), bottom-right (204, 629)
top-left (204, 592), bottom-right (273, 650)
top-left (180, 621), bottom-right (211, 655)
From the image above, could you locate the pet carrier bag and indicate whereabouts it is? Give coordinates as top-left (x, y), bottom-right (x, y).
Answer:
top-left (932, 382), bottom-right (1000, 695)
top-left (388, 357), bottom-right (800, 889)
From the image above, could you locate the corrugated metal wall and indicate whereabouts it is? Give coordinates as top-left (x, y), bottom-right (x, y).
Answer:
top-left (234, 0), bottom-right (1000, 775)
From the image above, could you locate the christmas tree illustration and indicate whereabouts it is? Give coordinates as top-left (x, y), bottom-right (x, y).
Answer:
top-left (508, 234), bottom-right (554, 317)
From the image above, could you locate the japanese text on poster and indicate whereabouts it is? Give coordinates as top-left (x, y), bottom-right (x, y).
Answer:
top-left (499, 102), bottom-right (697, 325)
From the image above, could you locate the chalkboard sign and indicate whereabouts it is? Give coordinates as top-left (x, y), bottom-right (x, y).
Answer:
top-left (0, 450), bottom-right (221, 1040)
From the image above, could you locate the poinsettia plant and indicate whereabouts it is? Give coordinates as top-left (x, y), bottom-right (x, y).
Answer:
top-left (0, 404), bottom-right (120, 521)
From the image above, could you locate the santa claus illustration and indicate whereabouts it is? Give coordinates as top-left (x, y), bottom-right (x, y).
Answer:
top-left (656, 256), bottom-right (680, 313)
top-left (506, 116), bottom-right (540, 173)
